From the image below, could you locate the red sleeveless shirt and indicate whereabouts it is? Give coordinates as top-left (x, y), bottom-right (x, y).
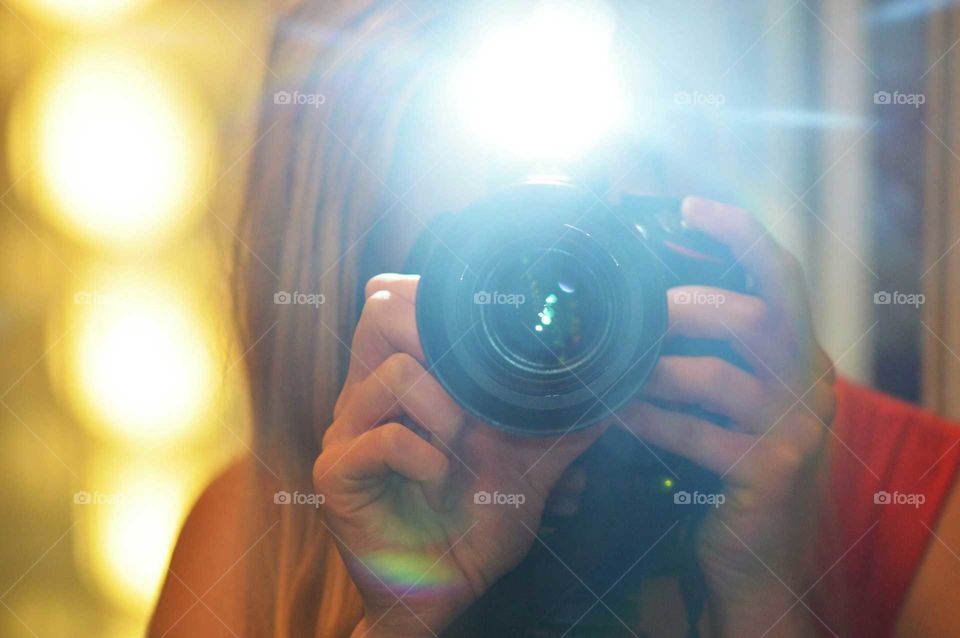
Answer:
top-left (811, 378), bottom-right (960, 637)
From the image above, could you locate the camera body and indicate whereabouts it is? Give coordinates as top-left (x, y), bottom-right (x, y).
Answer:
top-left (413, 177), bottom-right (747, 434)
top-left (408, 178), bottom-right (748, 636)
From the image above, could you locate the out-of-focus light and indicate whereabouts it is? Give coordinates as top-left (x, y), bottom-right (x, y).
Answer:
top-left (66, 274), bottom-right (217, 443)
top-left (98, 477), bottom-right (182, 608)
top-left (9, 45), bottom-right (211, 249)
top-left (452, 1), bottom-right (627, 160)
top-left (8, 0), bottom-right (153, 29)
top-left (77, 457), bottom-right (198, 610)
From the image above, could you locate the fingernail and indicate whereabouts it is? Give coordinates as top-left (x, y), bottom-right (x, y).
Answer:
top-left (681, 196), bottom-right (708, 220)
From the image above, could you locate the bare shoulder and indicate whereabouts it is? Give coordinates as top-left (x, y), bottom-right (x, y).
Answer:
top-left (148, 456), bottom-right (266, 637)
top-left (895, 477), bottom-right (960, 636)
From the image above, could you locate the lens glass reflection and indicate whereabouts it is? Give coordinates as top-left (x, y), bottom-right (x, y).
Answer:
top-left (484, 247), bottom-right (607, 370)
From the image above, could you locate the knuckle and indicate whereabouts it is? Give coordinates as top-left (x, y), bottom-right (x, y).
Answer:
top-left (312, 450), bottom-right (333, 490)
top-left (766, 442), bottom-right (807, 475)
top-left (321, 425), bottom-right (337, 451)
top-left (364, 274), bottom-right (393, 299)
top-left (676, 416), bottom-right (706, 452)
top-left (696, 359), bottom-right (735, 414)
top-left (361, 290), bottom-right (395, 327)
top-left (354, 296), bottom-right (386, 346)
top-left (354, 292), bottom-right (410, 356)
top-left (378, 422), bottom-right (409, 454)
top-left (382, 352), bottom-right (422, 391)
top-left (700, 357), bottom-right (730, 390)
top-left (737, 298), bottom-right (770, 335)
top-left (445, 402), bottom-right (469, 433)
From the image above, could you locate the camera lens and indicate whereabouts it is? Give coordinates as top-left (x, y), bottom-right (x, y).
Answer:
top-left (415, 180), bottom-right (669, 434)
top-left (483, 247), bottom-right (610, 372)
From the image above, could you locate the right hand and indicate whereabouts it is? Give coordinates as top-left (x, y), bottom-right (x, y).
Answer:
top-left (314, 274), bottom-right (606, 638)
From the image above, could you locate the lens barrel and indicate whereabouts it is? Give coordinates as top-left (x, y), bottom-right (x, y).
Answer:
top-left (415, 179), bottom-right (668, 435)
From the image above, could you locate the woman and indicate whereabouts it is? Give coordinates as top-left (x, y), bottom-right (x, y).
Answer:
top-left (149, 2), bottom-right (960, 636)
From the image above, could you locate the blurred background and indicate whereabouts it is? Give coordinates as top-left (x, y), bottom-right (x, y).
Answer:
top-left (0, 0), bottom-right (268, 635)
top-left (1, 0), bottom-right (959, 636)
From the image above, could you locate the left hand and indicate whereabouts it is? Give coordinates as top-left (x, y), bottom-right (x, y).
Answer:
top-left (619, 196), bottom-right (837, 636)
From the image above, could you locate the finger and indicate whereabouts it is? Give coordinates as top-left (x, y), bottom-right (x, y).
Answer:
top-left (639, 356), bottom-right (766, 433)
top-left (317, 423), bottom-right (451, 511)
top-left (344, 289), bottom-right (424, 388)
top-left (667, 284), bottom-right (813, 383)
top-left (618, 401), bottom-right (754, 475)
top-left (667, 286), bottom-right (774, 369)
top-left (681, 197), bottom-right (801, 311)
top-left (329, 352), bottom-right (466, 448)
top-left (667, 285), bottom-right (768, 343)
top-left (365, 273), bottom-right (419, 303)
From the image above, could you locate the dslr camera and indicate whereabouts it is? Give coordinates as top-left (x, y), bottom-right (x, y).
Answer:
top-left (407, 177), bottom-right (749, 636)
top-left (413, 177), bottom-right (746, 433)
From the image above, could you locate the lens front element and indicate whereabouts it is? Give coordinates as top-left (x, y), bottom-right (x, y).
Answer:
top-left (484, 246), bottom-right (611, 373)
top-left (415, 180), bottom-right (668, 434)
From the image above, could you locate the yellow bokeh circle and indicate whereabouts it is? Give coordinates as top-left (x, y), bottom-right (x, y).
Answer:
top-left (64, 271), bottom-right (218, 443)
top-left (7, 0), bottom-right (154, 29)
top-left (75, 454), bottom-right (202, 611)
top-left (9, 44), bottom-right (212, 249)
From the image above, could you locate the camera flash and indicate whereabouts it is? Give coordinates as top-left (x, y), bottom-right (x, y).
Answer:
top-left (451, 1), bottom-right (627, 160)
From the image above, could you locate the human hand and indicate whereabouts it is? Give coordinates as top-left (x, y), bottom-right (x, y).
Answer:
top-left (315, 274), bottom-right (606, 638)
top-left (620, 197), bottom-right (836, 636)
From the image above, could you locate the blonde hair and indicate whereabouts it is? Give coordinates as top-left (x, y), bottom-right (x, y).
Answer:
top-left (233, 1), bottom-right (449, 634)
